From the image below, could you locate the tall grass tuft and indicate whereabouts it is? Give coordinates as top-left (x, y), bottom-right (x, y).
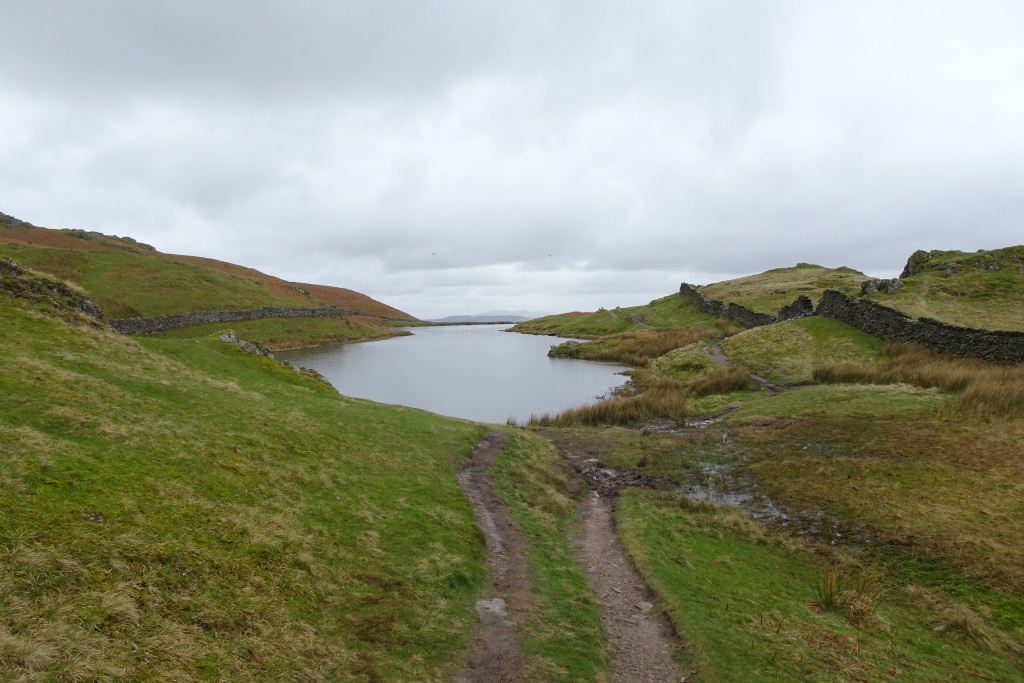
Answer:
top-left (814, 342), bottom-right (1024, 417)
top-left (958, 372), bottom-right (1024, 417)
top-left (529, 388), bottom-right (687, 427)
top-left (688, 365), bottom-right (752, 398)
top-left (813, 566), bottom-right (884, 628)
top-left (552, 328), bottom-right (720, 366)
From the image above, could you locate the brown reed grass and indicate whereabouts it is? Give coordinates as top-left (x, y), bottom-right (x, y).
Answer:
top-left (557, 328), bottom-right (720, 366)
top-left (688, 365), bottom-right (752, 398)
top-left (814, 342), bottom-right (1024, 417)
top-left (527, 388), bottom-right (688, 427)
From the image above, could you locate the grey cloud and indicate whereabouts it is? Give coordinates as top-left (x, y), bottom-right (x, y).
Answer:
top-left (2, 1), bottom-right (1024, 317)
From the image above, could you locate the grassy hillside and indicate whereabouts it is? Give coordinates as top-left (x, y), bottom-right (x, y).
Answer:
top-left (867, 246), bottom-right (1024, 331)
top-left (0, 215), bottom-right (413, 321)
top-left (699, 263), bottom-right (870, 315)
top-left (0, 275), bottom-right (487, 680)
top-left (719, 317), bottom-right (884, 384)
top-left (510, 294), bottom-right (733, 339)
top-left (148, 316), bottom-right (410, 351)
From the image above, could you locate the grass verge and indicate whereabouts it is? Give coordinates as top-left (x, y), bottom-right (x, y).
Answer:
top-left (149, 315), bottom-right (409, 351)
top-left (816, 342), bottom-right (1024, 417)
top-left (489, 431), bottom-right (608, 682)
top-left (548, 327), bottom-right (721, 366)
top-left (0, 292), bottom-right (486, 680)
top-left (616, 491), bottom-right (1023, 682)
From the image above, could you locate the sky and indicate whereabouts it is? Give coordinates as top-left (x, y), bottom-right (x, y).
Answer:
top-left (2, 1), bottom-right (1023, 319)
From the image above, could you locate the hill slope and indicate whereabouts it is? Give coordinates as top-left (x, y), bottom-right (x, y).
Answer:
top-left (867, 246), bottom-right (1024, 331)
top-left (0, 265), bottom-right (485, 680)
top-left (510, 294), bottom-right (733, 339)
top-left (0, 211), bottom-right (413, 320)
top-left (698, 263), bottom-right (870, 315)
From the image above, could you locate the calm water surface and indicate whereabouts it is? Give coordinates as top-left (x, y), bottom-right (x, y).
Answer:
top-left (277, 325), bottom-right (628, 424)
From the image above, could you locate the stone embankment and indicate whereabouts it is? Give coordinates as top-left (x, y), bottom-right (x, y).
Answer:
top-left (107, 306), bottom-right (414, 334)
top-left (680, 282), bottom-right (1024, 365)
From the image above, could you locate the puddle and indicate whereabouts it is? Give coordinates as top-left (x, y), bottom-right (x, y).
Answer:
top-left (676, 462), bottom-right (791, 525)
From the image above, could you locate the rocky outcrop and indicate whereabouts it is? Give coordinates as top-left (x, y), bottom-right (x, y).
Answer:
top-left (899, 249), bottom-right (1012, 279)
top-left (219, 329), bottom-right (275, 359)
top-left (0, 211), bottom-right (37, 229)
top-left (0, 257), bottom-right (103, 320)
top-left (859, 278), bottom-right (903, 295)
top-left (108, 306), bottom-right (414, 334)
top-left (815, 290), bottom-right (1024, 364)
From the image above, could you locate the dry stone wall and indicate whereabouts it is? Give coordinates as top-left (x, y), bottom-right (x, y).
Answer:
top-left (678, 283), bottom-right (813, 327)
top-left (679, 281), bottom-right (1023, 364)
top-left (815, 290), bottom-right (1024, 364)
top-left (108, 306), bottom-right (413, 334)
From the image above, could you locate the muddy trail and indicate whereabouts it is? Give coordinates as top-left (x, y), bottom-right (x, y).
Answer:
top-left (566, 452), bottom-right (684, 683)
top-left (456, 432), bottom-right (684, 682)
top-left (454, 432), bottom-right (531, 683)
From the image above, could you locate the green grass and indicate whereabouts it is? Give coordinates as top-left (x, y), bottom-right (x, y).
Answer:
top-left (150, 316), bottom-right (408, 350)
top-left (651, 343), bottom-right (722, 381)
top-left (0, 292), bottom-right (488, 680)
top-left (617, 491), bottom-right (1023, 682)
top-left (728, 383), bottom-right (947, 420)
top-left (511, 294), bottom-right (735, 339)
top-left (720, 318), bottom-right (884, 384)
top-left (699, 263), bottom-right (870, 315)
top-left (868, 246), bottom-right (1024, 331)
top-left (490, 431), bottom-right (608, 682)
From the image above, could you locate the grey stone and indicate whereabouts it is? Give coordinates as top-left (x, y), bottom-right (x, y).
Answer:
top-left (475, 597), bottom-right (508, 619)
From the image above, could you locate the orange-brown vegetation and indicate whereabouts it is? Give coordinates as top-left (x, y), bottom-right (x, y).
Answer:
top-left (815, 342), bottom-right (1024, 417)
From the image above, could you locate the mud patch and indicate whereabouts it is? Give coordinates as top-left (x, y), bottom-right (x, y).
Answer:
top-left (574, 457), bottom-right (668, 497)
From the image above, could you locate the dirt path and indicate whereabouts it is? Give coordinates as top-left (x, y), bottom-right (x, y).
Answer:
top-left (561, 450), bottom-right (683, 682)
top-left (454, 432), bottom-right (531, 683)
top-left (702, 343), bottom-right (782, 395)
top-left (577, 490), bottom-right (682, 682)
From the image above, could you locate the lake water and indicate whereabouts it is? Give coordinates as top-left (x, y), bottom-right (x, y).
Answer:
top-left (277, 325), bottom-right (629, 424)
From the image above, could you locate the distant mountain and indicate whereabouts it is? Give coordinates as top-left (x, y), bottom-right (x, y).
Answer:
top-left (430, 310), bottom-right (552, 323)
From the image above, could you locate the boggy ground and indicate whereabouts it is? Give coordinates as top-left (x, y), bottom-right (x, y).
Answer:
top-left (534, 400), bottom-right (1024, 682)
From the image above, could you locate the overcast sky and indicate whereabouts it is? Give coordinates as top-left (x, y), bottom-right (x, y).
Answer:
top-left (3, 1), bottom-right (1023, 318)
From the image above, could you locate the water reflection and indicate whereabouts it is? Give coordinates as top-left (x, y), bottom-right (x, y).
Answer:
top-left (277, 324), bottom-right (629, 424)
